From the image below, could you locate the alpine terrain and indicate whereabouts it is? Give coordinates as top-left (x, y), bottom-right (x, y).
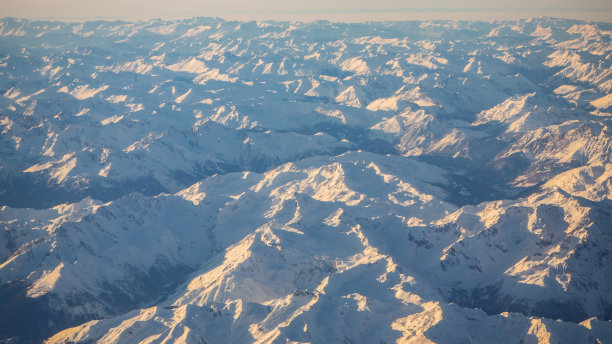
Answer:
top-left (0, 16), bottom-right (611, 343)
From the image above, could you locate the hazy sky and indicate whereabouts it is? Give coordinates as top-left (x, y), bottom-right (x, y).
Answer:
top-left (2, 0), bottom-right (611, 21)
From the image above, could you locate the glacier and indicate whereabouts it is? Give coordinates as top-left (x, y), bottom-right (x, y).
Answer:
top-left (0, 16), bottom-right (611, 343)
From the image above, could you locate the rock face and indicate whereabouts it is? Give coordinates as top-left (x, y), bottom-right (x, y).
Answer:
top-left (0, 17), bottom-right (611, 343)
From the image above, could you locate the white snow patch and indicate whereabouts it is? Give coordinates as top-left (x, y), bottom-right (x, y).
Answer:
top-left (175, 88), bottom-right (192, 104)
top-left (167, 58), bottom-right (209, 74)
top-left (69, 84), bottom-right (109, 100)
top-left (100, 115), bottom-right (124, 126)
top-left (27, 263), bottom-right (64, 298)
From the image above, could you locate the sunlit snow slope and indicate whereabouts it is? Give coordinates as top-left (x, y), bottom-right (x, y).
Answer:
top-left (0, 17), bottom-right (611, 343)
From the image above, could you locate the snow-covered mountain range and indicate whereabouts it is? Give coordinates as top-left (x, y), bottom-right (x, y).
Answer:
top-left (0, 16), bottom-right (611, 343)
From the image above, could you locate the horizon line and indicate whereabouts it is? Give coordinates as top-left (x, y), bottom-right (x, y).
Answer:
top-left (2, 10), bottom-right (611, 24)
